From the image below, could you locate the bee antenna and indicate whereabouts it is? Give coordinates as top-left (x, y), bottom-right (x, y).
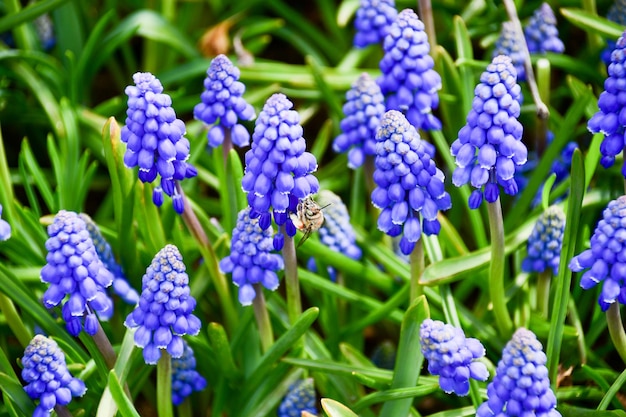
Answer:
top-left (320, 203), bottom-right (331, 210)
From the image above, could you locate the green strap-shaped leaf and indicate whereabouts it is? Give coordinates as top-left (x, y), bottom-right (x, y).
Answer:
top-left (559, 404), bottom-right (626, 417)
top-left (560, 8), bottom-right (624, 40)
top-left (322, 398), bottom-right (360, 417)
top-left (107, 370), bottom-right (141, 417)
top-left (207, 322), bottom-right (241, 381)
top-left (0, 372), bottom-right (36, 416)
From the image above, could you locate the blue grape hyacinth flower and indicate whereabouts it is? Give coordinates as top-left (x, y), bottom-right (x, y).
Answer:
top-left (333, 73), bottom-right (386, 169)
top-left (41, 211), bottom-right (114, 336)
top-left (193, 54), bottom-right (255, 148)
top-left (493, 22), bottom-right (527, 81)
top-left (588, 31), bottom-right (626, 175)
top-left (0, 203), bottom-right (11, 240)
top-left (524, 3), bottom-right (565, 54)
top-left (22, 335), bottom-right (86, 417)
top-left (220, 206), bottom-right (283, 305)
top-left (476, 328), bottom-right (561, 417)
top-left (125, 244), bottom-right (201, 364)
top-left (522, 206), bottom-right (565, 275)
top-left (569, 196), bottom-right (626, 311)
top-left (420, 319), bottom-right (489, 396)
top-left (80, 213), bottom-right (139, 305)
top-left (121, 72), bottom-right (197, 214)
top-left (241, 93), bottom-right (319, 248)
top-left (371, 110), bottom-right (451, 255)
top-left (277, 378), bottom-right (317, 417)
top-left (451, 55), bottom-right (527, 209)
top-left (377, 8), bottom-right (442, 131)
top-left (171, 340), bottom-right (207, 405)
top-left (353, 0), bottom-right (397, 48)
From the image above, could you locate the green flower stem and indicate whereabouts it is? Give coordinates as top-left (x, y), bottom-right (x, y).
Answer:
top-left (606, 304), bottom-right (626, 364)
top-left (502, 0), bottom-right (549, 119)
top-left (535, 58), bottom-right (551, 156)
top-left (54, 405), bottom-right (74, 417)
top-left (417, 0), bottom-right (437, 61)
top-left (252, 283), bottom-right (274, 353)
top-left (178, 184), bottom-right (238, 332)
top-left (487, 198), bottom-right (513, 337)
top-left (0, 293), bottom-right (30, 347)
top-left (537, 270), bottom-right (552, 319)
top-left (581, 0), bottom-right (603, 52)
top-left (409, 238), bottom-right (424, 301)
top-left (178, 399), bottom-right (192, 417)
top-left (282, 226), bottom-right (302, 326)
top-left (157, 350), bottom-right (174, 417)
top-left (92, 320), bottom-right (117, 370)
top-left (222, 128), bottom-right (233, 172)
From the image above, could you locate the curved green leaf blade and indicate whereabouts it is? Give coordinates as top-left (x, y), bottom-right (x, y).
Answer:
top-left (322, 398), bottom-right (360, 417)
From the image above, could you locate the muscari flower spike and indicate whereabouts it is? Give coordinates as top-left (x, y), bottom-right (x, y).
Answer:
top-left (121, 72), bottom-right (197, 214)
top-left (420, 318), bottom-right (489, 396)
top-left (41, 211), bottom-right (114, 336)
top-left (171, 340), bottom-right (207, 405)
top-left (602, 0), bottom-right (626, 64)
top-left (371, 110), bottom-right (451, 255)
top-left (277, 378), bottom-right (318, 417)
top-left (0, 203), bottom-right (11, 240)
top-left (353, 0), bottom-right (398, 48)
top-left (522, 205), bottom-right (566, 275)
top-left (493, 22), bottom-right (527, 82)
top-left (476, 328), bottom-right (561, 417)
top-left (241, 93), bottom-right (319, 249)
top-left (377, 8), bottom-right (442, 131)
top-left (219, 206), bottom-right (284, 305)
top-left (193, 54), bottom-right (255, 148)
top-left (334, 73), bottom-right (386, 169)
top-left (125, 244), bottom-right (201, 364)
top-left (79, 213), bottom-right (139, 305)
top-left (524, 3), bottom-right (565, 55)
top-left (22, 335), bottom-right (86, 417)
top-left (588, 31), bottom-right (626, 175)
top-left (569, 196), bottom-right (626, 311)
top-left (451, 55), bottom-right (526, 209)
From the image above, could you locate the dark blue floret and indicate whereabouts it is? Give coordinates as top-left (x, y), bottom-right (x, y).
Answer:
top-left (121, 72), bottom-right (197, 214)
top-left (220, 207), bottom-right (284, 305)
top-left (372, 110), bottom-right (451, 255)
top-left (80, 213), bottom-right (139, 305)
top-left (420, 319), bottom-right (488, 396)
top-left (451, 55), bottom-right (527, 208)
top-left (476, 328), bottom-right (561, 417)
top-left (334, 73), bottom-right (386, 169)
top-left (193, 54), bottom-right (255, 148)
top-left (353, 0), bottom-right (397, 48)
top-left (569, 196), bottom-right (626, 311)
top-left (524, 3), bottom-right (564, 54)
top-left (40, 211), bottom-right (114, 336)
top-left (377, 8), bottom-right (442, 131)
top-left (588, 31), bottom-right (626, 175)
top-left (493, 22), bottom-right (527, 81)
top-left (171, 340), bottom-right (207, 405)
top-left (125, 245), bottom-right (201, 364)
top-left (277, 378), bottom-right (317, 417)
top-left (241, 93), bottom-right (319, 244)
top-left (522, 206), bottom-right (565, 275)
top-left (22, 335), bottom-right (86, 417)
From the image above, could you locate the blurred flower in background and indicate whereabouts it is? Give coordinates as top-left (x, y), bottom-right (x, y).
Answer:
top-left (171, 340), bottom-right (207, 405)
top-left (278, 378), bottom-right (317, 417)
top-left (353, 0), bottom-right (397, 48)
top-left (493, 22), bottom-right (527, 81)
top-left (522, 205), bottom-right (565, 275)
top-left (524, 3), bottom-right (564, 54)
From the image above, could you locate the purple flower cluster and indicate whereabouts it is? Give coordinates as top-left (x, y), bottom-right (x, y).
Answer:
top-left (419, 319), bottom-right (489, 396)
top-left (121, 72), bottom-right (197, 214)
top-left (569, 196), bottom-right (626, 311)
top-left (193, 54), bottom-right (255, 148)
top-left (241, 93), bottom-right (319, 246)
top-left (80, 213), bottom-right (139, 305)
top-left (588, 31), bottom-right (626, 175)
top-left (522, 206), bottom-right (565, 275)
top-left (277, 378), bottom-right (317, 417)
top-left (125, 244), bottom-right (201, 364)
top-left (171, 340), bottom-right (207, 405)
top-left (22, 335), bottom-right (86, 417)
top-left (317, 190), bottom-right (362, 261)
top-left (353, 0), bottom-right (397, 48)
top-left (333, 73), bottom-right (386, 169)
top-left (524, 3), bottom-right (564, 54)
top-left (377, 8), bottom-right (442, 131)
top-left (371, 110), bottom-right (451, 255)
top-left (41, 211), bottom-right (114, 336)
top-left (476, 328), bottom-right (561, 417)
top-left (219, 207), bottom-right (283, 305)
top-left (493, 22), bottom-right (527, 81)
top-left (451, 55), bottom-right (526, 209)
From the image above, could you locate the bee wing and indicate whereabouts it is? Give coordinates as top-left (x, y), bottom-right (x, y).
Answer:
top-left (290, 212), bottom-right (305, 230)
